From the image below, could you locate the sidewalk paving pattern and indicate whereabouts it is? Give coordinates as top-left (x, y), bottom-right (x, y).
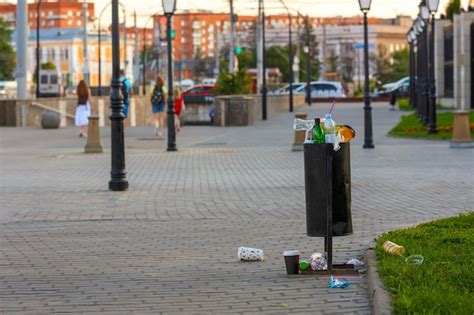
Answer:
top-left (1, 102), bottom-right (473, 314)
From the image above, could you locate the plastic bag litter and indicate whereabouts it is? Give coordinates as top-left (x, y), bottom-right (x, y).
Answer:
top-left (405, 255), bottom-right (424, 265)
top-left (347, 258), bottom-right (364, 266)
top-left (329, 276), bottom-right (351, 288)
top-left (309, 252), bottom-right (327, 270)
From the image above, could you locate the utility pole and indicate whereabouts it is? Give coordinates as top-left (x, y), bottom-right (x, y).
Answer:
top-left (216, 31), bottom-right (221, 74)
top-left (17, 0), bottom-right (28, 100)
top-left (82, 0), bottom-right (89, 84)
top-left (123, 8), bottom-right (127, 72)
top-left (36, 0), bottom-right (41, 98)
top-left (133, 11), bottom-right (139, 91)
top-left (228, 0), bottom-right (235, 73)
top-left (260, 0), bottom-right (267, 120)
top-left (256, 2), bottom-right (263, 95)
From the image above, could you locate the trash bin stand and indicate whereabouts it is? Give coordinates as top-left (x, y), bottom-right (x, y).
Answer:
top-left (304, 143), bottom-right (356, 275)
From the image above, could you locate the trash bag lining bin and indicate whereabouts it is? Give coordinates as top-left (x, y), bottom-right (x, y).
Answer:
top-left (303, 143), bottom-right (352, 237)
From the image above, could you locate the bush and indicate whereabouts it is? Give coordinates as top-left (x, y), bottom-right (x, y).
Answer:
top-left (215, 67), bottom-right (252, 95)
top-left (397, 98), bottom-right (412, 111)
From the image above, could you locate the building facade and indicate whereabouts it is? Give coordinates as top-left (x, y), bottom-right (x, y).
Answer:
top-left (0, 0), bottom-right (94, 29)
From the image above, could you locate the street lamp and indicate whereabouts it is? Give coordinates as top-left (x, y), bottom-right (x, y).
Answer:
top-left (303, 44), bottom-right (311, 106)
top-left (358, 0), bottom-right (374, 149)
top-left (427, 0), bottom-right (439, 133)
top-left (420, 0), bottom-right (430, 125)
top-left (162, 0), bottom-right (177, 151)
top-left (109, 0), bottom-right (129, 191)
top-left (407, 31), bottom-right (414, 108)
top-left (36, 0), bottom-right (42, 98)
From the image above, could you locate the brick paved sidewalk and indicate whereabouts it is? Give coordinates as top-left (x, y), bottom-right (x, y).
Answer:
top-left (1, 102), bottom-right (472, 314)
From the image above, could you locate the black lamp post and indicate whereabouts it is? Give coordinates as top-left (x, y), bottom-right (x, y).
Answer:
top-left (420, 1), bottom-right (430, 125)
top-left (427, 0), bottom-right (440, 133)
top-left (36, 0), bottom-right (42, 98)
top-left (358, 0), bottom-right (374, 149)
top-left (407, 31), bottom-right (413, 107)
top-left (408, 30), bottom-right (417, 108)
top-left (162, 0), bottom-right (177, 151)
top-left (304, 44), bottom-right (311, 106)
top-left (414, 17), bottom-right (424, 120)
top-left (109, 0), bottom-right (129, 191)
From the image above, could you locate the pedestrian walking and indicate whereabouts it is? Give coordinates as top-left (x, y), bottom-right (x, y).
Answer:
top-left (119, 69), bottom-right (132, 118)
top-left (173, 88), bottom-right (185, 132)
top-left (75, 80), bottom-right (91, 138)
top-left (150, 76), bottom-right (167, 137)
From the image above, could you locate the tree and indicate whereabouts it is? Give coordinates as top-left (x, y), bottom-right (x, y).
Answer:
top-left (445, 0), bottom-right (461, 20)
top-left (215, 66), bottom-right (252, 95)
top-left (388, 47), bottom-right (409, 82)
top-left (237, 48), bottom-right (256, 70)
top-left (370, 44), bottom-right (391, 85)
top-left (0, 17), bottom-right (16, 81)
top-left (326, 49), bottom-right (339, 72)
top-left (298, 16), bottom-right (320, 82)
top-left (340, 56), bottom-right (354, 84)
top-left (193, 47), bottom-right (214, 81)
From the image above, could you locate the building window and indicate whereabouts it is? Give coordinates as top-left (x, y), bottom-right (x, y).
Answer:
top-left (181, 37), bottom-right (187, 43)
top-left (77, 20), bottom-right (82, 26)
top-left (49, 11), bottom-right (53, 16)
top-left (68, 20), bottom-right (72, 26)
top-left (76, 11), bottom-right (81, 17)
top-left (68, 10), bottom-right (73, 17)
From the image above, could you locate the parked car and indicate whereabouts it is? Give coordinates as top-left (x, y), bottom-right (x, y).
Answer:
top-left (294, 81), bottom-right (346, 98)
top-left (378, 77), bottom-right (410, 97)
top-left (270, 82), bottom-right (306, 95)
top-left (182, 84), bottom-right (215, 97)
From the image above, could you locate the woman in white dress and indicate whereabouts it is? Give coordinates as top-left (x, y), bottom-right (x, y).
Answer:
top-left (75, 80), bottom-right (91, 138)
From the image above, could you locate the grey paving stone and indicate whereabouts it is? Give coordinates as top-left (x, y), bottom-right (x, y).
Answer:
top-left (0, 103), bottom-right (472, 313)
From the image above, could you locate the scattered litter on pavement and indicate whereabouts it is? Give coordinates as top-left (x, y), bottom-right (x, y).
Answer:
top-left (405, 255), bottom-right (424, 265)
top-left (237, 246), bottom-right (264, 261)
top-left (347, 258), bottom-right (364, 266)
top-left (309, 252), bottom-right (327, 270)
top-left (329, 276), bottom-right (351, 288)
top-left (270, 303), bottom-right (288, 308)
top-left (382, 240), bottom-right (405, 256)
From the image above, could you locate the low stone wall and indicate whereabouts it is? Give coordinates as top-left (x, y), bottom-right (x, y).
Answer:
top-left (2, 96), bottom-right (176, 128)
top-left (0, 93), bottom-right (304, 128)
top-left (214, 93), bottom-right (305, 126)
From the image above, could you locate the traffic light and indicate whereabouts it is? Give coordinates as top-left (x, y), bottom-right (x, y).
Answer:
top-left (235, 46), bottom-right (242, 55)
top-left (171, 29), bottom-right (176, 40)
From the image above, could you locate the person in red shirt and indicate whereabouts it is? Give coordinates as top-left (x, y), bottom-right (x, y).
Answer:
top-left (173, 88), bottom-right (185, 132)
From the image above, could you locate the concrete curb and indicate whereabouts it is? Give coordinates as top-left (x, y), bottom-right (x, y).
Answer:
top-left (365, 249), bottom-right (393, 315)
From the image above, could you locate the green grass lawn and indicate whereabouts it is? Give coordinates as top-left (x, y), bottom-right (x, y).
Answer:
top-left (389, 111), bottom-right (474, 140)
top-left (397, 98), bottom-right (451, 112)
top-left (375, 213), bottom-right (474, 314)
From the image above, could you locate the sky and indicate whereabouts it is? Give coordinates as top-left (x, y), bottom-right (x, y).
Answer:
top-left (10, 0), bottom-right (472, 27)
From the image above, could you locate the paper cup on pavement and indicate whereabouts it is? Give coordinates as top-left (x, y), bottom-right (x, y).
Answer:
top-left (283, 250), bottom-right (300, 275)
top-left (237, 247), bottom-right (264, 261)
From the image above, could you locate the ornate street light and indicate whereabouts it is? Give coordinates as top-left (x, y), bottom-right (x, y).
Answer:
top-left (358, 0), bottom-right (374, 148)
top-left (427, 0), bottom-right (439, 133)
top-left (407, 30), bottom-right (414, 108)
top-left (162, 0), bottom-right (177, 151)
top-left (419, 1), bottom-right (430, 125)
top-left (109, 0), bottom-right (129, 191)
top-left (303, 44), bottom-right (311, 106)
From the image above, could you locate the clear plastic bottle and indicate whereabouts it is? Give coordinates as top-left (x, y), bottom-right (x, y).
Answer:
top-left (322, 114), bottom-right (336, 144)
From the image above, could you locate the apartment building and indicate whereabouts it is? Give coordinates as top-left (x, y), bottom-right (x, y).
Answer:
top-left (0, 0), bottom-right (94, 29)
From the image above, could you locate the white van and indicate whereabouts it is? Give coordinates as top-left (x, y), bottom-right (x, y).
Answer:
top-left (39, 70), bottom-right (62, 97)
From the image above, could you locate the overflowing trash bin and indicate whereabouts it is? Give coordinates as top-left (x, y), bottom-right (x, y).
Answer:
top-left (303, 143), bottom-right (352, 237)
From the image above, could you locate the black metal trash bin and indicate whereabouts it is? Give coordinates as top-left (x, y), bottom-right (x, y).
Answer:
top-left (304, 143), bottom-right (353, 237)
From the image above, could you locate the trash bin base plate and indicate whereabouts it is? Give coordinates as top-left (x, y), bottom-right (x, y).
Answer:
top-left (300, 264), bottom-right (359, 276)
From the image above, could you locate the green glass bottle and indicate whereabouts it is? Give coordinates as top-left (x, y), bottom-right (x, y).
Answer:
top-left (313, 118), bottom-right (325, 144)
top-left (299, 260), bottom-right (309, 271)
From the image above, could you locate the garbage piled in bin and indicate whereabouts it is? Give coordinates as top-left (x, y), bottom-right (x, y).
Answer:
top-left (293, 115), bottom-right (356, 150)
